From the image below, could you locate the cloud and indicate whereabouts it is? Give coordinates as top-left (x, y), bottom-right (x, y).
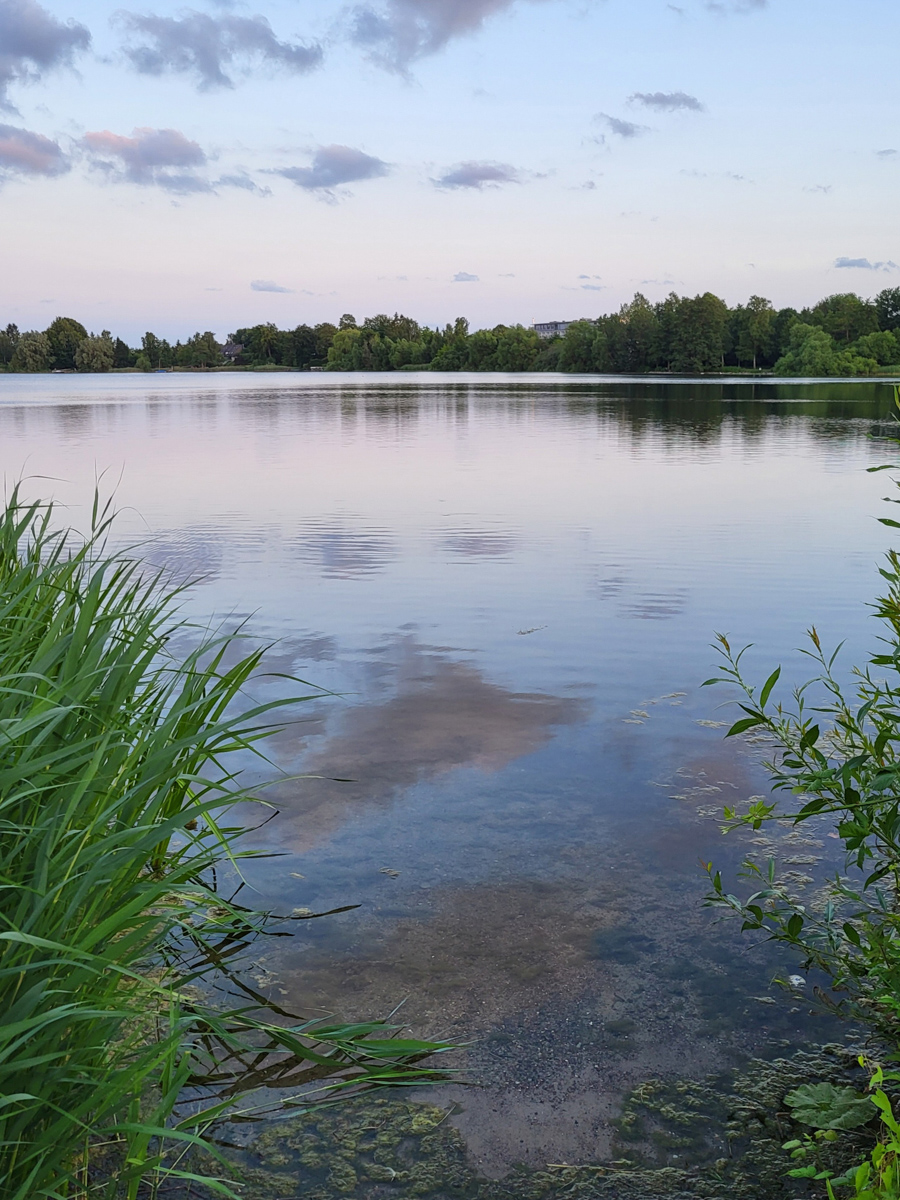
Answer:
top-left (274, 144), bottom-right (390, 195)
top-left (706, 0), bottom-right (766, 11)
top-left (348, 0), bottom-right (541, 71)
top-left (877, 148), bottom-right (897, 158)
top-left (0, 0), bottom-right (91, 110)
top-left (0, 122), bottom-right (68, 177)
top-left (81, 126), bottom-right (212, 193)
top-left (453, 271), bottom-right (479, 282)
top-left (598, 114), bottom-right (648, 139)
top-left (628, 90), bottom-right (704, 112)
top-left (216, 171), bottom-right (271, 195)
top-left (433, 160), bottom-right (520, 189)
top-left (580, 284), bottom-right (605, 291)
top-left (117, 10), bottom-right (322, 90)
top-left (251, 278), bottom-right (293, 292)
top-left (834, 256), bottom-right (898, 272)
top-left (681, 167), bottom-right (752, 183)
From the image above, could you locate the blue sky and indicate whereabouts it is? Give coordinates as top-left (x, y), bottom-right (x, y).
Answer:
top-left (1, 0), bottom-right (898, 342)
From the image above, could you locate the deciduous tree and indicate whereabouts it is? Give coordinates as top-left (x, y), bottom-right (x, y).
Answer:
top-left (45, 317), bottom-right (87, 370)
top-left (75, 332), bottom-right (115, 373)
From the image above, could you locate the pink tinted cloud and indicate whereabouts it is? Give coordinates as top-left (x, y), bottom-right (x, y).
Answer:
top-left (0, 122), bottom-right (68, 175)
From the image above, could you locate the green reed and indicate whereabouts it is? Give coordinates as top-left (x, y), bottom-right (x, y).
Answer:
top-left (0, 488), bottom-right (452, 1199)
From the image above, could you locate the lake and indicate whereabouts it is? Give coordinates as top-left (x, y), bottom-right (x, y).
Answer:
top-left (2, 371), bottom-right (896, 1189)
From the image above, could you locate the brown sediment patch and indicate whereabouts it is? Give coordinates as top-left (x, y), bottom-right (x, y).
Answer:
top-left (256, 644), bottom-right (589, 851)
top-left (256, 853), bottom-right (817, 1174)
top-left (273, 876), bottom-right (625, 1033)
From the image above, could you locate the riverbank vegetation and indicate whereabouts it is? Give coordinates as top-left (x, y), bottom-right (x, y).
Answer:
top-left (2, 289), bottom-right (900, 376)
top-left (703, 447), bottom-right (900, 1194)
top-left (0, 490), bottom-right (453, 1199)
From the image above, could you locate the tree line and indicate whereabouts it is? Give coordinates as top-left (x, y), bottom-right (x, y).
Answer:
top-left (3, 289), bottom-right (900, 376)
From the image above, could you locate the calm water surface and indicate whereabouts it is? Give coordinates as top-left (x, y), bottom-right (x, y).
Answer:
top-left (2, 372), bottom-right (897, 1175)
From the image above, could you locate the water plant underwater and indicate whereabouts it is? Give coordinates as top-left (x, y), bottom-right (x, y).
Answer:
top-left (0, 487), bottom-right (455, 1200)
top-left (703, 386), bottom-right (900, 1196)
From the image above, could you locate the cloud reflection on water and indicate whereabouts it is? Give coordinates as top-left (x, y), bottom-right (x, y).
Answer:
top-left (292, 517), bottom-right (396, 578)
top-left (262, 639), bottom-right (589, 850)
top-left (440, 528), bottom-right (518, 558)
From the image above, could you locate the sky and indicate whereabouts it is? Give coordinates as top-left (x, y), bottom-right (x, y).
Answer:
top-left (0, 0), bottom-right (898, 343)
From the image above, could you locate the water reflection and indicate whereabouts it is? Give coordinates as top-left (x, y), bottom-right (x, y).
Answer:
top-left (139, 524), bottom-right (226, 583)
top-left (441, 529), bottom-right (519, 558)
top-left (292, 518), bottom-right (397, 578)
top-left (263, 638), bottom-right (588, 850)
top-left (0, 372), bottom-right (891, 1180)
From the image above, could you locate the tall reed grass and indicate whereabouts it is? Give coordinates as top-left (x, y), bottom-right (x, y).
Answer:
top-left (0, 490), bottom-right (452, 1199)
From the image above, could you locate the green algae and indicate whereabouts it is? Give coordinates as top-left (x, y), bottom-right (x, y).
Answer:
top-left (180, 1043), bottom-right (880, 1200)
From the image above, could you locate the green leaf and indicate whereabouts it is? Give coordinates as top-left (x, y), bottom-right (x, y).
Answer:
top-left (799, 724), bottom-right (820, 750)
top-left (759, 666), bottom-right (781, 708)
top-left (785, 1083), bottom-right (875, 1130)
top-left (787, 914), bottom-right (804, 938)
top-left (725, 715), bottom-right (765, 737)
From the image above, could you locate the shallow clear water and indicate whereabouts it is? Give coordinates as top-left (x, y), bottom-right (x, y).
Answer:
top-left (3, 371), bottom-right (897, 1174)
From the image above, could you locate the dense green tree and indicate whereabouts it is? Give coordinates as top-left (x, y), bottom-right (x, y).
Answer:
top-left (390, 337), bottom-right (429, 369)
top-left (187, 331), bottom-right (222, 367)
top-left (732, 295), bottom-right (775, 369)
top-left (774, 323), bottom-right (837, 375)
top-left (618, 292), bottom-right (659, 372)
top-left (75, 331), bottom-right (115, 373)
top-left (493, 325), bottom-right (540, 371)
top-left (771, 307), bottom-right (800, 360)
top-left (875, 287), bottom-right (900, 332)
top-left (671, 293), bottom-right (728, 372)
top-left (0, 323), bottom-right (19, 366)
top-left (314, 323), bottom-right (337, 363)
top-left (652, 294), bottom-right (682, 370)
top-left (6, 285), bottom-right (900, 380)
top-left (428, 319), bottom-right (470, 370)
top-left (363, 313), bottom-right (421, 341)
top-left (558, 321), bottom-right (605, 373)
top-left (326, 328), bottom-right (363, 370)
top-left (11, 331), bottom-right (52, 372)
top-left (805, 293), bottom-right (878, 343)
top-left (45, 317), bottom-right (87, 370)
top-left (141, 332), bottom-right (163, 369)
top-left (465, 328), bottom-right (499, 370)
top-left (534, 339), bottom-right (564, 371)
top-left (113, 338), bottom-right (135, 368)
top-left (855, 329), bottom-right (899, 365)
top-left (288, 324), bottom-right (317, 369)
top-left (254, 323), bottom-right (280, 363)
top-left (774, 322), bottom-right (878, 376)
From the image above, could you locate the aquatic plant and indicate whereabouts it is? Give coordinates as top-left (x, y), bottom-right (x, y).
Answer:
top-left (703, 578), bottom-right (900, 1044)
top-left (0, 488), bottom-right (453, 1199)
top-left (702, 406), bottom-right (900, 1194)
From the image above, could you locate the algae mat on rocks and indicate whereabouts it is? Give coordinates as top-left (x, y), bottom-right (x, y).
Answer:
top-left (180, 1043), bottom-right (875, 1200)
